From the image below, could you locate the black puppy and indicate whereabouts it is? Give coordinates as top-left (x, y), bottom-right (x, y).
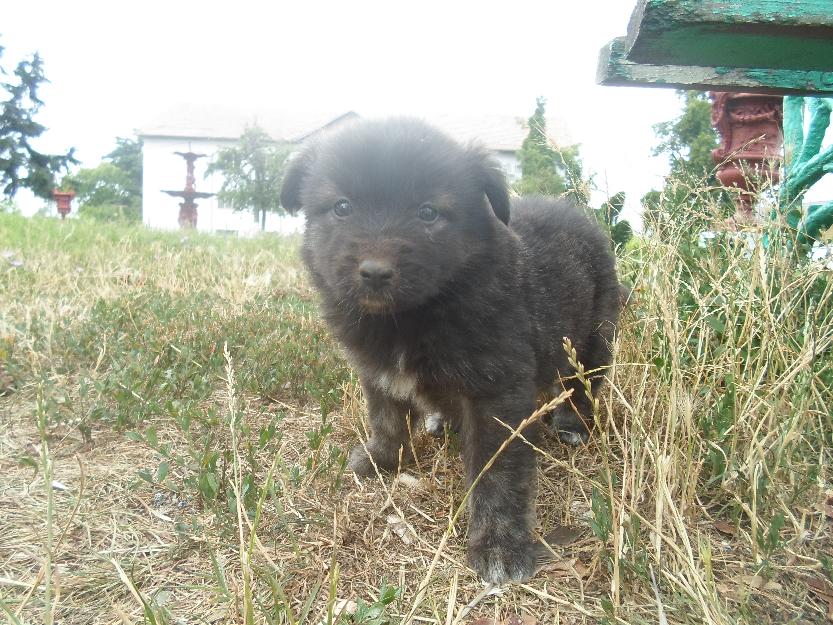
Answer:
top-left (280, 118), bottom-right (619, 583)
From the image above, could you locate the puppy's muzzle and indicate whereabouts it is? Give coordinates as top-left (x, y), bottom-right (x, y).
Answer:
top-left (358, 258), bottom-right (395, 290)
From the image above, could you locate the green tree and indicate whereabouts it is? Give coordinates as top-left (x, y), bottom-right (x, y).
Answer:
top-left (645, 91), bottom-right (729, 237)
top-left (61, 136), bottom-right (143, 222)
top-left (1, 42), bottom-right (76, 198)
top-left (205, 125), bottom-right (290, 231)
top-left (103, 137), bottom-right (142, 199)
top-left (515, 97), bottom-right (588, 204)
top-left (652, 91), bottom-right (719, 181)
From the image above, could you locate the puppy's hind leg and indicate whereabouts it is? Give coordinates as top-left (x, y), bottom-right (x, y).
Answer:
top-left (546, 403), bottom-right (590, 447)
top-left (349, 383), bottom-right (415, 477)
top-left (544, 375), bottom-right (592, 447)
top-left (547, 329), bottom-right (615, 447)
top-left (423, 412), bottom-right (445, 436)
top-left (424, 411), bottom-right (461, 437)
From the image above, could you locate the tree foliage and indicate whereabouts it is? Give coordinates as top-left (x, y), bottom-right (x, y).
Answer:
top-left (62, 136), bottom-right (143, 222)
top-left (104, 136), bottom-right (143, 199)
top-left (515, 97), bottom-right (587, 204)
top-left (645, 91), bottom-right (730, 236)
top-left (652, 91), bottom-right (719, 181)
top-left (205, 125), bottom-right (290, 231)
top-left (0, 42), bottom-right (76, 199)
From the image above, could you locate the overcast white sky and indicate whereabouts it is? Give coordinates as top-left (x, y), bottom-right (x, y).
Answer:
top-left (2, 0), bottom-right (685, 221)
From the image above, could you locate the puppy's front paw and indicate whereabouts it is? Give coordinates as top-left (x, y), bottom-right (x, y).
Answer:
top-left (347, 439), bottom-right (407, 477)
top-left (347, 444), bottom-right (376, 477)
top-left (467, 534), bottom-right (540, 584)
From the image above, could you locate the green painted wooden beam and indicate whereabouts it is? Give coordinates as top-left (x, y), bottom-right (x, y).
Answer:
top-left (598, 37), bottom-right (833, 95)
top-left (625, 0), bottom-right (833, 72)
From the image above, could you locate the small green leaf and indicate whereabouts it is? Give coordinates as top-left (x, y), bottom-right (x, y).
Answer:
top-left (378, 585), bottom-right (399, 605)
top-left (156, 461), bottom-right (169, 482)
top-left (145, 427), bottom-right (158, 448)
top-left (601, 596), bottom-right (614, 615)
top-left (18, 455), bottom-right (38, 470)
top-left (19, 456), bottom-right (39, 478)
top-left (705, 314), bottom-right (725, 335)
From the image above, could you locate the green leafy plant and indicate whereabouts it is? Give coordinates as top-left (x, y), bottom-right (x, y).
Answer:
top-left (341, 585), bottom-right (401, 625)
top-left (595, 191), bottom-right (633, 249)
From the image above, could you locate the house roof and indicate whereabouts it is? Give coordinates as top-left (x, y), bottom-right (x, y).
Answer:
top-left (427, 112), bottom-right (572, 152)
top-left (138, 105), bottom-right (360, 143)
top-left (138, 105), bottom-right (573, 151)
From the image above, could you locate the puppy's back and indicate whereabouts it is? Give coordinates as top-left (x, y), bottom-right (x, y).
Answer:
top-left (510, 196), bottom-right (619, 388)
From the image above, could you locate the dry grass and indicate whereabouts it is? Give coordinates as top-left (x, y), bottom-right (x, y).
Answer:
top-left (1, 204), bottom-right (832, 624)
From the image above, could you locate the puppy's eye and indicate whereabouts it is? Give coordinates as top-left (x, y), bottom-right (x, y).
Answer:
top-left (417, 203), bottom-right (439, 223)
top-left (333, 199), bottom-right (353, 218)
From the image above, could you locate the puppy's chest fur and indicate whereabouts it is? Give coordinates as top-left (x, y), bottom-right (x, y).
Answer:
top-left (341, 298), bottom-right (534, 405)
top-left (370, 349), bottom-right (419, 400)
top-left (356, 341), bottom-right (466, 417)
top-left (347, 322), bottom-right (439, 396)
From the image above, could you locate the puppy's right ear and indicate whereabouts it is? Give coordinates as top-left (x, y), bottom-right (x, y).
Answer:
top-left (280, 147), bottom-right (316, 214)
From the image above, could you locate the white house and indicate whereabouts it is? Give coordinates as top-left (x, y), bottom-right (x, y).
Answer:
top-left (137, 106), bottom-right (566, 236)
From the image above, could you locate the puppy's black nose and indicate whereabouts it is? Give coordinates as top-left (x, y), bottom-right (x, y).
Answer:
top-left (359, 259), bottom-right (394, 288)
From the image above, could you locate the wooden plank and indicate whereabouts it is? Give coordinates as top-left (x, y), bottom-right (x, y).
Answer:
top-left (625, 0), bottom-right (833, 72)
top-left (598, 37), bottom-right (833, 95)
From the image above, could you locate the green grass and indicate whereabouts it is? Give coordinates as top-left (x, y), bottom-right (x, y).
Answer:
top-left (1, 206), bottom-right (832, 624)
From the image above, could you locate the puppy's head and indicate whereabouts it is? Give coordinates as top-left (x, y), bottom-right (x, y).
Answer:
top-left (281, 118), bottom-right (510, 315)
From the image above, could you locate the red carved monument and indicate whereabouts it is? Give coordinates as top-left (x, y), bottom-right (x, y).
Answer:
top-left (710, 92), bottom-right (784, 225)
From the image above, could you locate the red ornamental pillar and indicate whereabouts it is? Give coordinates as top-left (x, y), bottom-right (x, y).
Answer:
top-left (710, 92), bottom-right (783, 225)
top-left (52, 189), bottom-right (76, 220)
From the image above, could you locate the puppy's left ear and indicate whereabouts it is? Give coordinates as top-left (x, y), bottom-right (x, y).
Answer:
top-left (471, 148), bottom-right (510, 225)
top-left (280, 146), bottom-right (317, 214)
top-left (483, 163), bottom-right (510, 226)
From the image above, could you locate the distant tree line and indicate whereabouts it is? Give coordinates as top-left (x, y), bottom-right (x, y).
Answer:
top-left (1, 37), bottom-right (144, 223)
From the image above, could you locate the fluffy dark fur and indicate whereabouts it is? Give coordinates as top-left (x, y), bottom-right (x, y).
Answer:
top-left (280, 118), bottom-right (620, 584)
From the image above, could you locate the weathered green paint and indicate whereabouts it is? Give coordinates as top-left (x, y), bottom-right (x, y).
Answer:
top-left (798, 201), bottom-right (833, 242)
top-left (626, 0), bottom-right (833, 71)
top-left (798, 98), bottom-right (832, 166)
top-left (776, 97), bottom-right (833, 245)
top-left (744, 69), bottom-right (833, 92)
top-left (598, 38), bottom-right (833, 95)
top-left (783, 97), bottom-right (805, 173)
